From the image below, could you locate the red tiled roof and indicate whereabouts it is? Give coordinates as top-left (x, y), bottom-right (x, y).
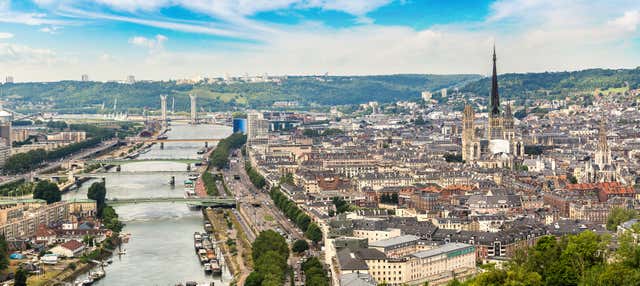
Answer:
top-left (443, 184), bottom-right (476, 191)
top-left (61, 240), bottom-right (84, 251)
top-left (35, 224), bottom-right (56, 237)
top-left (566, 182), bottom-right (634, 194)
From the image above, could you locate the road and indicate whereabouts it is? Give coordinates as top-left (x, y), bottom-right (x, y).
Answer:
top-left (222, 150), bottom-right (310, 285)
top-left (223, 152), bottom-right (304, 241)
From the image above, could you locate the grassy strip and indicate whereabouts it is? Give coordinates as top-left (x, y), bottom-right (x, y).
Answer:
top-left (226, 210), bottom-right (253, 268)
top-left (221, 176), bottom-right (232, 196)
top-left (202, 172), bottom-right (220, 196)
top-left (206, 209), bottom-right (238, 275)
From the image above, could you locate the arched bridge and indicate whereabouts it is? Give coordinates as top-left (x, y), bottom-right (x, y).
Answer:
top-left (105, 197), bottom-right (236, 208)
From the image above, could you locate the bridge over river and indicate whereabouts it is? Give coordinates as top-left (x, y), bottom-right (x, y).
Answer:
top-left (105, 197), bottom-right (236, 208)
top-left (86, 158), bottom-right (204, 165)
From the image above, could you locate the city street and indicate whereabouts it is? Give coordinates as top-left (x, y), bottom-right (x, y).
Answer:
top-left (223, 151), bottom-right (304, 241)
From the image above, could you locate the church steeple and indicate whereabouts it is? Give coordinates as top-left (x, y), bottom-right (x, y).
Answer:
top-left (490, 45), bottom-right (500, 115)
top-left (595, 116), bottom-right (611, 168)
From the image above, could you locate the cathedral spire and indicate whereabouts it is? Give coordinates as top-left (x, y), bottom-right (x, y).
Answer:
top-left (490, 44), bottom-right (500, 115)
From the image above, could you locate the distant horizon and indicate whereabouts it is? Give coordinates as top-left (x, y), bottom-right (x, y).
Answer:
top-left (1, 1), bottom-right (639, 81)
top-left (4, 66), bottom-right (640, 84)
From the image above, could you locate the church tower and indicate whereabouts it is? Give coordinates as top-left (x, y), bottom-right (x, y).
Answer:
top-left (462, 104), bottom-right (475, 162)
top-left (503, 104), bottom-right (514, 140)
top-left (595, 117), bottom-right (611, 169)
top-left (487, 45), bottom-right (504, 140)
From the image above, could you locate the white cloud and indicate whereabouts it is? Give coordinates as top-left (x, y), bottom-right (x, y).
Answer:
top-left (99, 53), bottom-right (114, 62)
top-left (610, 10), bottom-right (640, 32)
top-left (39, 26), bottom-right (61, 33)
top-left (0, 32), bottom-right (13, 39)
top-left (92, 0), bottom-right (169, 12)
top-left (86, 0), bottom-right (390, 17)
top-left (0, 0), bottom-right (9, 11)
top-left (302, 0), bottom-right (393, 16)
top-left (0, 42), bottom-right (57, 65)
top-left (59, 7), bottom-right (250, 39)
top-left (4, 0), bottom-right (640, 82)
top-left (129, 34), bottom-right (167, 50)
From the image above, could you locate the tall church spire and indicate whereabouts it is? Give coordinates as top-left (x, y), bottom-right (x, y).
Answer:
top-left (595, 116), bottom-right (611, 168)
top-left (490, 44), bottom-right (500, 115)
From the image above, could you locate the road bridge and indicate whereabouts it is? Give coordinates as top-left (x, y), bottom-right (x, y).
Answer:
top-left (34, 174), bottom-right (106, 180)
top-left (86, 158), bottom-right (203, 165)
top-left (127, 137), bottom-right (221, 143)
top-left (105, 197), bottom-right (236, 207)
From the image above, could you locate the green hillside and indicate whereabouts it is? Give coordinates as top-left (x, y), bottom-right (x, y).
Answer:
top-left (0, 74), bottom-right (480, 113)
top-left (460, 68), bottom-right (640, 104)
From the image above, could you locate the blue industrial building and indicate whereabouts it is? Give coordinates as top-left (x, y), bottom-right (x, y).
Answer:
top-left (232, 118), bottom-right (247, 134)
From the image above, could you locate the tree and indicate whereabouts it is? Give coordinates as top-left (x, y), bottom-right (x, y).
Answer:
top-left (87, 182), bottom-right (107, 217)
top-left (391, 193), bottom-right (399, 204)
top-left (14, 267), bottom-right (27, 286)
top-left (302, 257), bottom-right (330, 286)
top-left (295, 213), bottom-right (311, 231)
top-left (606, 207), bottom-right (637, 231)
top-left (332, 197), bottom-right (350, 214)
top-left (305, 223), bottom-right (323, 243)
top-left (245, 271), bottom-right (263, 286)
top-left (255, 250), bottom-right (287, 283)
top-left (251, 230), bottom-right (289, 286)
top-left (252, 230), bottom-right (289, 262)
top-left (33, 181), bottom-right (61, 204)
top-left (279, 173), bottom-right (294, 185)
top-left (292, 239), bottom-right (309, 253)
top-left (0, 236), bottom-right (8, 270)
top-left (102, 206), bottom-right (124, 232)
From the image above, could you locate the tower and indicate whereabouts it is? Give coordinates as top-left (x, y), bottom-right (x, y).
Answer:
top-left (487, 45), bottom-right (503, 140)
top-left (189, 94), bottom-right (197, 124)
top-left (247, 112), bottom-right (268, 145)
top-left (462, 105), bottom-right (475, 162)
top-left (160, 95), bottom-right (167, 124)
top-left (502, 104), bottom-right (514, 140)
top-left (595, 117), bottom-right (611, 169)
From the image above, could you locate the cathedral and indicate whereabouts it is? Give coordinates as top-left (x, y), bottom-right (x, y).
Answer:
top-left (461, 47), bottom-right (524, 169)
top-left (576, 118), bottom-right (619, 183)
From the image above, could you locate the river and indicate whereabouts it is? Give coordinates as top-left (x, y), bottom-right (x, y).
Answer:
top-left (62, 123), bottom-right (233, 285)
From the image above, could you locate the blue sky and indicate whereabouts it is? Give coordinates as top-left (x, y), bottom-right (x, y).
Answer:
top-left (0, 0), bottom-right (639, 81)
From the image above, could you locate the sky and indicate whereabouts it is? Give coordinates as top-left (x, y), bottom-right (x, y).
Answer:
top-left (0, 0), bottom-right (640, 82)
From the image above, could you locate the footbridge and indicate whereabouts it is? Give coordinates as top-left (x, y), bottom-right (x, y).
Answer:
top-left (105, 197), bottom-right (236, 208)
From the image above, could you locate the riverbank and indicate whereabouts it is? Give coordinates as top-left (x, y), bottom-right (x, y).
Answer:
top-left (204, 208), bottom-right (253, 286)
top-left (57, 123), bottom-right (233, 285)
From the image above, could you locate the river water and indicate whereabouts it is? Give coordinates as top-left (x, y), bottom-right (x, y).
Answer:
top-left (62, 123), bottom-right (233, 285)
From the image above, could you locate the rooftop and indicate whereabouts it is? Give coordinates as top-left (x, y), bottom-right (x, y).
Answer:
top-left (411, 243), bottom-right (474, 259)
top-left (369, 234), bottom-right (420, 248)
